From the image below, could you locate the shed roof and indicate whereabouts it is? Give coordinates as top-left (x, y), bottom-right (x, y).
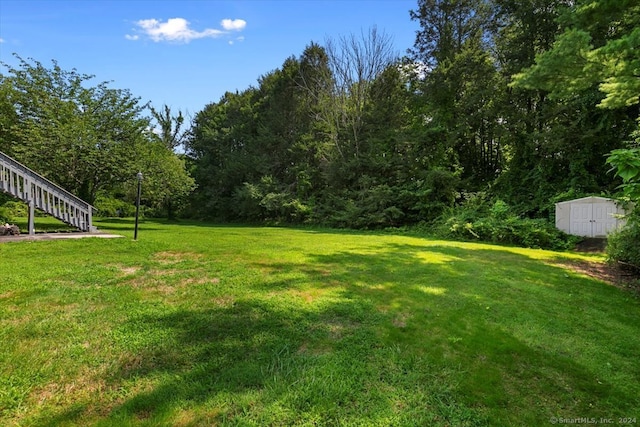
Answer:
top-left (555, 196), bottom-right (619, 206)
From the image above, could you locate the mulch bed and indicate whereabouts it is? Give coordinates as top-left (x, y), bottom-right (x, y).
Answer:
top-left (557, 259), bottom-right (639, 292)
top-left (554, 237), bottom-right (640, 295)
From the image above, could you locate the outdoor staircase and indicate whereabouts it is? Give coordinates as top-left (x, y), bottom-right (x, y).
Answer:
top-left (0, 151), bottom-right (95, 235)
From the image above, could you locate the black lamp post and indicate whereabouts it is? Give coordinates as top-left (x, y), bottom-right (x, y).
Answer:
top-left (134, 171), bottom-right (143, 240)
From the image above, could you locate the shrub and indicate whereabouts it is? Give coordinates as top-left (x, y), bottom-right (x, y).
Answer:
top-left (2, 201), bottom-right (28, 217)
top-left (437, 198), bottom-right (577, 250)
top-left (94, 196), bottom-right (136, 217)
top-left (231, 183), bottom-right (264, 221)
top-left (0, 200), bottom-right (29, 222)
top-left (0, 206), bottom-right (11, 223)
top-left (607, 209), bottom-right (640, 268)
top-left (231, 177), bottom-right (313, 224)
top-left (323, 184), bottom-right (406, 229)
top-left (412, 169), bottom-right (460, 220)
top-left (260, 192), bottom-right (311, 223)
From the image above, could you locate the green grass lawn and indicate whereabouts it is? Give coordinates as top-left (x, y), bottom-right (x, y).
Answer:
top-left (1, 219), bottom-right (639, 426)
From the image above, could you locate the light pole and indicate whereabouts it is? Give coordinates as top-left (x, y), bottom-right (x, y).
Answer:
top-left (134, 172), bottom-right (143, 240)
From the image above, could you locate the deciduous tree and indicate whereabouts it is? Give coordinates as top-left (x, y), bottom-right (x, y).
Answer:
top-left (1, 55), bottom-right (149, 203)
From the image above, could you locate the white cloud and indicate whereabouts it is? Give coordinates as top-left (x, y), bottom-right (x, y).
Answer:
top-left (229, 35), bottom-right (245, 45)
top-left (125, 34), bottom-right (139, 41)
top-left (0, 38), bottom-right (4, 43)
top-left (130, 17), bottom-right (231, 43)
top-left (142, 18), bottom-right (223, 42)
top-left (221, 19), bottom-right (246, 31)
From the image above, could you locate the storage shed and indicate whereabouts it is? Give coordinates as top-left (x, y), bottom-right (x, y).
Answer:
top-left (555, 196), bottom-right (627, 237)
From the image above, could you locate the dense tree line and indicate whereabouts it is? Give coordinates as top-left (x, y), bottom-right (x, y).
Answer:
top-left (186, 0), bottom-right (637, 232)
top-left (1, 0), bottom-right (637, 256)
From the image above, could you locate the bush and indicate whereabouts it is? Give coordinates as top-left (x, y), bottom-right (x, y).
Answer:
top-left (607, 209), bottom-right (640, 268)
top-left (0, 200), bottom-right (29, 223)
top-left (437, 198), bottom-right (577, 250)
top-left (231, 177), bottom-right (313, 224)
top-left (411, 169), bottom-right (460, 220)
top-left (231, 183), bottom-right (264, 221)
top-left (94, 196), bottom-right (136, 217)
top-left (322, 184), bottom-right (406, 229)
top-left (1, 201), bottom-right (28, 217)
top-left (0, 206), bottom-right (11, 223)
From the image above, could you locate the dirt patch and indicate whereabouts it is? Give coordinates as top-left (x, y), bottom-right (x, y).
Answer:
top-left (179, 277), bottom-right (220, 286)
top-left (297, 341), bottom-right (331, 356)
top-left (153, 251), bottom-right (202, 264)
top-left (148, 268), bottom-right (180, 276)
top-left (119, 276), bottom-right (154, 289)
top-left (290, 289), bottom-right (318, 303)
top-left (0, 291), bottom-right (15, 300)
top-left (560, 238), bottom-right (639, 293)
top-left (154, 278), bottom-right (218, 295)
top-left (212, 296), bottom-right (235, 307)
top-left (113, 265), bottom-right (141, 276)
top-left (554, 259), bottom-right (640, 293)
top-left (31, 369), bottom-right (108, 406)
top-left (392, 312), bottom-right (412, 328)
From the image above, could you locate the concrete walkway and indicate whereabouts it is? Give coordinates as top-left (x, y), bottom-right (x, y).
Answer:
top-left (0, 232), bottom-right (124, 243)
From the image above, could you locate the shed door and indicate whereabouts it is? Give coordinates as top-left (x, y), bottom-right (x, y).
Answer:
top-left (570, 201), bottom-right (617, 237)
top-left (592, 202), bottom-right (617, 237)
top-left (570, 203), bottom-right (593, 237)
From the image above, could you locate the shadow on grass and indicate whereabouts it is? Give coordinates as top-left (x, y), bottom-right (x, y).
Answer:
top-left (253, 243), bottom-right (639, 415)
top-left (32, 239), bottom-right (640, 426)
top-left (37, 298), bottom-right (447, 425)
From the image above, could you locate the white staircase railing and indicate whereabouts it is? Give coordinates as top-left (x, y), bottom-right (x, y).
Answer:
top-left (0, 151), bottom-right (95, 235)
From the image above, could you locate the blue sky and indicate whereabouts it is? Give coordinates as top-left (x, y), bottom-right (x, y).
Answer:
top-left (0, 0), bottom-right (419, 118)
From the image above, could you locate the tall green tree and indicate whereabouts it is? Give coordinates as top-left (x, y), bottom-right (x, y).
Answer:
top-left (410, 0), bottom-right (505, 188)
top-left (1, 55), bottom-right (150, 204)
top-left (491, 0), bottom-right (568, 211)
top-left (149, 104), bottom-right (188, 151)
top-left (134, 141), bottom-right (196, 218)
top-left (188, 49), bottom-right (327, 222)
top-left (509, 0), bottom-right (639, 209)
top-left (147, 104), bottom-right (194, 218)
top-left (187, 89), bottom-right (261, 219)
top-left (512, 0), bottom-right (640, 109)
